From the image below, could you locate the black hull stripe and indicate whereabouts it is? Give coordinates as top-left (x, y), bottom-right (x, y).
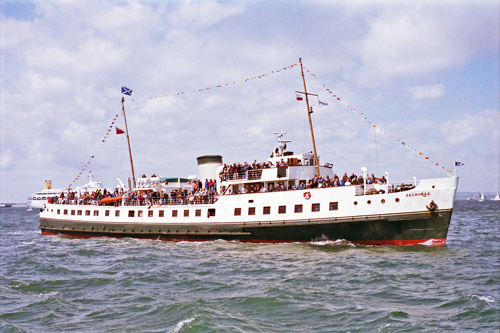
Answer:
top-left (40, 210), bottom-right (452, 244)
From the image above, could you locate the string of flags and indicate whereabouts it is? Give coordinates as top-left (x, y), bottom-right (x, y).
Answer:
top-left (65, 62), bottom-right (457, 189)
top-left (302, 66), bottom-right (453, 174)
top-left (147, 64), bottom-right (298, 100)
top-left (67, 87), bottom-right (134, 189)
top-left (67, 112), bottom-right (122, 189)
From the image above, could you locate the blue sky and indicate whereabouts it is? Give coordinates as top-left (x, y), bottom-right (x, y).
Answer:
top-left (1, 0), bottom-right (498, 203)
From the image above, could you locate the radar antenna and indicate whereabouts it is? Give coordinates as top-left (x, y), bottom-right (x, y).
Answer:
top-left (273, 132), bottom-right (291, 157)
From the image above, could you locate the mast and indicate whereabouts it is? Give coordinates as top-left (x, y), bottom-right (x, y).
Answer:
top-left (121, 97), bottom-right (136, 190)
top-left (299, 58), bottom-right (320, 176)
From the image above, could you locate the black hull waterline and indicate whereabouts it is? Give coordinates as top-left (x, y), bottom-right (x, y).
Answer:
top-left (40, 209), bottom-right (452, 246)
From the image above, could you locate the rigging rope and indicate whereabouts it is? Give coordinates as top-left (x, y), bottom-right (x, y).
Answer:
top-left (303, 66), bottom-right (453, 175)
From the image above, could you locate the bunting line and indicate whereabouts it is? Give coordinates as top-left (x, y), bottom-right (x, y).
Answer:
top-left (303, 66), bottom-right (453, 174)
top-left (67, 113), bottom-right (121, 189)
top-left (147, 63), bottom-right (299, 100)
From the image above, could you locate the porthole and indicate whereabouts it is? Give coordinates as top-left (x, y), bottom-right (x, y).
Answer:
top-left (354, 201), bottom-right (358, 206)
top-left (395, 198), bottom-right (400, 203)
top-left (381, 199), bottom-right (386, 204)
top-left (367, 200), bottom-right (371, 205)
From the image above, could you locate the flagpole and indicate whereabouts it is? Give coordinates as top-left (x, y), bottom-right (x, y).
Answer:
top-left (122, 97), bottom-right (136, 190)
top-left (299, 58), bottom-right (321, 177)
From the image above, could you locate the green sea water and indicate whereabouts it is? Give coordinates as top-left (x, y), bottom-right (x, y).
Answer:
top-left (1, 200), bottom-right (499, 332)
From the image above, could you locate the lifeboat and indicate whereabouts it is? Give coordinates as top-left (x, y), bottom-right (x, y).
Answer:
top-left (100, 196), bottom-right (122, 204)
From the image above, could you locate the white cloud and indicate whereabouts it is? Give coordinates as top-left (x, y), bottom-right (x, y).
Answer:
top-left (355, 3), bottom-right (498, 87)
top-left (405, 83), bottom-right (446, 101)
top-left (0, 148), bottom-right (13, 170)
top-left (168, 0), bottom-right (245, 30)
top-left (440, 109), bottom-right (499, 146)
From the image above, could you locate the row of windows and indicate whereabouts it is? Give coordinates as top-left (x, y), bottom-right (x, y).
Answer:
top-left (56, 208), bottom-right (215, 218)
top-left (235, 202), bottom-right (338, 216)
top-left (55, 198), bottom-right (403, 218)
top-left (55, 198), bottom-right (408, 218)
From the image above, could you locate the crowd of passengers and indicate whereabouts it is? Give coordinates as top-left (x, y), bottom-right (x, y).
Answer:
top-left (234, 172), bottom-right (387, 194)
top-left (49, 179), bottom-right (220, 206)
top-left (219, 160), bottom-right (275, 180)
top-left (49, 168), bottom-right (387, 206)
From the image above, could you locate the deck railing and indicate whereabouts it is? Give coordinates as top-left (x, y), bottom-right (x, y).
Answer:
top-left (221, 169), bottom-right (263, 181)
top-left (51, 196), bottom-right (219, 207)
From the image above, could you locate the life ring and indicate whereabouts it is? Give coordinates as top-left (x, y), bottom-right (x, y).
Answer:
top-left (303, 192), bottom-right (311, 200)
top-left (426, 200), bottom-right (438, 211)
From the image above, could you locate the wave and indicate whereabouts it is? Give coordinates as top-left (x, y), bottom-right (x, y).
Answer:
top-left (171, 317), bottom-right (195, 333)
top-left (470, 294), bottom-right (495, 304)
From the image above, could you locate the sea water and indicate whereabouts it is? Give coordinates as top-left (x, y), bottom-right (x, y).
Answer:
top-left (0, 200), bottom-right (499, 332)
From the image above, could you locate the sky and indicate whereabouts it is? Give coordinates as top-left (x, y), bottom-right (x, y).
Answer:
top-left (1, 0), bottom-right (499, 203)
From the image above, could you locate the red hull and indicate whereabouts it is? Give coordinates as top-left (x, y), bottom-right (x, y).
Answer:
top-left (41, 231), bottom-right (446, 246)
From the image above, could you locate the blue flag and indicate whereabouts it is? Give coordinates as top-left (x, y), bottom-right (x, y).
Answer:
top-left (121, 86), bottom-right (133, 96)
top-left (455, 161), bottom-right (464, 166)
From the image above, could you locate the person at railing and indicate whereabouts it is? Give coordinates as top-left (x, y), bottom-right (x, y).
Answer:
top-left (341, 174), bottom-right (351, 186)
top-left (377, 176), bottom-right (387, 184)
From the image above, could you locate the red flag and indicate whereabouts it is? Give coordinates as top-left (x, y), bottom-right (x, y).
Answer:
top-left (116, 127), bottom-right (125, 135)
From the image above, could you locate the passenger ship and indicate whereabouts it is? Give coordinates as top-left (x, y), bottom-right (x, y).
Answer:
top-left (39, 59), bottom-right (458, 246)
top-left (29, 174), bottom-right (103, 210)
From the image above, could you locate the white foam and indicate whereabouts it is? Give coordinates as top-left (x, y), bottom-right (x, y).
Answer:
top-left (311, 239), bottom-right (355, 246)
top-left (418, 239), bottom-right (446, 246)
top-left (471, 294), bottom-right (495, 304)
top-left (171, 317), bottom-right (195, 333)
